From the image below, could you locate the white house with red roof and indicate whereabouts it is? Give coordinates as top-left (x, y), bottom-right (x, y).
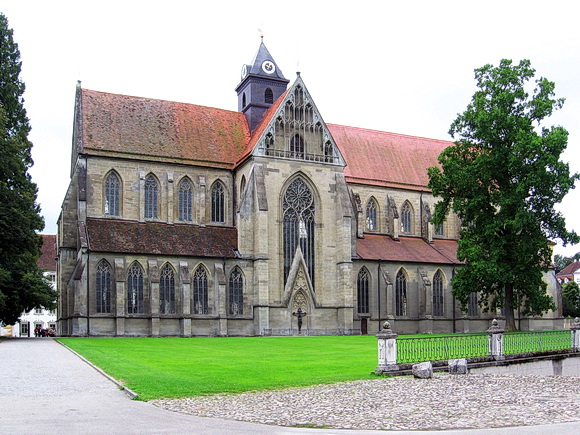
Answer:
top-left (57, 41), bottom-right (561, 337)
top-left (557, 262), bottom-right (580, 285)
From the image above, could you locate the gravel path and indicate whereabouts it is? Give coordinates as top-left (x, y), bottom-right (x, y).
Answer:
top-left (151, 373), bottom-right (580, 431)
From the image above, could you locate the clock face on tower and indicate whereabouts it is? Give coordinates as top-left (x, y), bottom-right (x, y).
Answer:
top-left (241, 64), bottom-right (248, 79)
top-left (261, 60), bottom-right (276, 74)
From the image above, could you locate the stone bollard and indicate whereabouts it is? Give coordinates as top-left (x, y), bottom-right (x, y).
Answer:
top-left (571, 317), bottom-right (580, 352)
top-left (449, 358), bottom-right (468, 374)
top-left (412, 361), bottom-right (433, 379)
top-left (487, 319), bottom-right (505, 361)
top-left (375, 321), bottom-right (399, 372)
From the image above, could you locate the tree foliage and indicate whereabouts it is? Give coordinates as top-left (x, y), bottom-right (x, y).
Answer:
top-left (562, 281), bottom-right (580, 318)
top-left (554, 253), bottom-right (580, 272)
top-left (428, 59), bottom-right (579, 331)
top-left (0, 13), bottom-right (56, 325)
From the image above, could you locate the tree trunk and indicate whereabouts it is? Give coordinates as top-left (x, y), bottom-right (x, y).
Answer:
top-left (504, 282), bottom-right (516, 331)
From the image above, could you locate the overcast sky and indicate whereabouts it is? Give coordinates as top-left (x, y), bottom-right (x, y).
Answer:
top-left (2, 0), bottom-right (579, 256)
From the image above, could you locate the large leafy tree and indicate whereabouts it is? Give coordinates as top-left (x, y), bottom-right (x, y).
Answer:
top-left (428, 59), bottom-right (579, 331)
top-left (562, 281), bottom-right (580, 318)
top-left (0, 13), bottom-right (56, 325)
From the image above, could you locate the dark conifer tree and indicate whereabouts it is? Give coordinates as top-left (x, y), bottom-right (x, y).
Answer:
top-left (0, 13), bottom-right (56, 325)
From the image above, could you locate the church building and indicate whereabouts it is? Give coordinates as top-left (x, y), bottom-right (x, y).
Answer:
top-left (57, 41), bottom-right (560, 337)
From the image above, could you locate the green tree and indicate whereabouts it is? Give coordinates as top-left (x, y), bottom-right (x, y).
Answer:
top-left (0, 13), bottom-right (56, 325)
top-left (428, 59), bottom-right (579, 331)
top-left (562, 281), bottom-right (580, 318)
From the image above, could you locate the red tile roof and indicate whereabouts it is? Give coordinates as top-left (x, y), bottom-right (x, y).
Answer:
top-left (38, 235), bottom-right (57, 271)
top-left (86, 218), bottom-right (238, 258)
top-left (357, 234), bottom-right (460, 264)
top-left (556, 261), bottom-right (580, 277)
top-left (80, 89), bottom-right (251, 169)
top-left (79, 87), bottom-right (452, 190)
top-left (329, 124), bottom-right (451, 191)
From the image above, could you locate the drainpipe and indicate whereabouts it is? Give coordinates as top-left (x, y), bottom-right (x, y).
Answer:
top-left (377, 260), bottom-right (381, 332)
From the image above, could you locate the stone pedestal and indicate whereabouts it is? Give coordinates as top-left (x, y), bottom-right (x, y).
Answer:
top-left (487, 319), bottom-right (505, 361)
top-left (375, 321), bottom-right (399, 372)
top-left (571, 317), bottom-right (580, 351)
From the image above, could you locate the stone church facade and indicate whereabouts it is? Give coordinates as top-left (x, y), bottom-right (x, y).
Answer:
top-left (57, 41), bottom-right (560, 337)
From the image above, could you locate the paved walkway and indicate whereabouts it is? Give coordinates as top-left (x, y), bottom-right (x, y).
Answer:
top-left (1, 337), bottom-right (580, 435)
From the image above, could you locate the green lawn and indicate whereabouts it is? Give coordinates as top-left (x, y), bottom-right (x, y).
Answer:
top-left (58, 336), bottom-right (378, 400)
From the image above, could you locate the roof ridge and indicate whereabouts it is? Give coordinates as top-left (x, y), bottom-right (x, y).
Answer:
top-left (327, 123), bottom-right (452, 144)
top-left (82, 88), bottom-right (242, 116)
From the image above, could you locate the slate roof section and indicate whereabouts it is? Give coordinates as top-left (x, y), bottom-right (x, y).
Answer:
top-left (85, 218), bottom-right (238, 258)
top-left (357, 234), bottom-right (460, 264)
top-left (80, 89), bottom-right (250, 169)
top-left (328, 124), bottom-right (451, 191)
top-left (38, 235), bottom-right (57, 271)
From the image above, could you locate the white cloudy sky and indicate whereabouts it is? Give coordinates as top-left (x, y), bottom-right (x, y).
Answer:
top-left (2, 0), bottom-right (579, 256)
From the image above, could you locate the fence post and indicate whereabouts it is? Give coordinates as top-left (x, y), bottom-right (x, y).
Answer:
top-left (571, 317), bottom-right (580, 351)
top-left (487, 319), bottom-right (505, 361)
top-left (375, 321), bottom-right (399, 373)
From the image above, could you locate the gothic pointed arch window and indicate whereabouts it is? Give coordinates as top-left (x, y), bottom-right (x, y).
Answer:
top-left (290, 134), bottom-right (304, 159)
top-left (357, 267), bottom-right (370, 314)
top-left (366, 198), bottom-right (378, 231)
top-left (401, 201), bottom-right (412, 234)
top-left (324, 141), bottom-right (334, 163)
top-left (211, 181), bottom-right (225, 223)
top-left (240, 175), bottom-right (247, 201)
top-left (265, 133), bottom-right (274, 156)
top-left (193, 266), bottom-right (208, 314)
top-left (127, 262), bottom-right (144, 314)
top-left (178, 178), bottom-right (193, 222)
top-left (395, 269), bottom-right (407, 316)
top-left (96, 260), bottom-right (112, 313)
top-left (433, 270), bottom-right (444, 316)
top-left (468, 292), bottom-right (478, 316)
top-left (159, 264), bottom-right (176, 314)
top-left (283, 177), bottom-right (315, 287)
top-left (228, 267), bottom-right (244, 315)
top-left (144, 174), bottom-right (159, 219)
top-left (105, 171), bottom-right (120, 216)
top-left (434, 221), bottom-right (444, 236)
top-left (264, 87), bottom-right (273, 104)
top-left (242, 93), bottom-right (246, 108)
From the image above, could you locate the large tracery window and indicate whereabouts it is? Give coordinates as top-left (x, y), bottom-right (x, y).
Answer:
top-left (178, 178), bottom-right (193, 222)
top-left (401, 201), bottom-right (412, 234)
top-left (96, 260), bottom-right (112, 313)
top-left (211, 182), bottom-right (225, 223)
top-left (159, 264), bottom-right (176, 314)
top-left (105, 172), bottom-right (120, 216)
top-left (127, 263), bottom-right (144, 314)
top-left (395, 270), bottom-right (407, 316)
top-left (366, 198), bottom-right (378, 231)
top-left (283, 177), bottom-right (315, 287)
top-left (193, 266), bottom-right (208, 315)
top-left (228, 267), bottom-right (244, 315)
top-left (357, 267), bottom-right (370, 314)
top-left (433, 270), bottom-right (444, 316)
top-left (144, 174), bottom-right (159, 219)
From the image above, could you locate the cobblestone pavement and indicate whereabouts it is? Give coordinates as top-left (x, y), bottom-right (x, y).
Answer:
top-left (152, 373), bottom-right (580, 431)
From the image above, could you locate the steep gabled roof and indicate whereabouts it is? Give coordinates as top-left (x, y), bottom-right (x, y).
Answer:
top-left (79, 89), bottom-right (251, 169)
top-left (357, 234), bottom-right (460, 264)
top-left (329, 124), bottom-right (451, 191)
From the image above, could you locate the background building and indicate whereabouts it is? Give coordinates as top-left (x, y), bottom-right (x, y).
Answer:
top-left (57, 42), bottom-right (561, 337)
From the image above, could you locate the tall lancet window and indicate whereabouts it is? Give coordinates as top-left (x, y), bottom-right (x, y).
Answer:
top-left (127, 263), bottom-right (144, 314)
top-left (159, 264), bottom-right (176, 314)
top-left (178, 178), bottom-right (193, 222)
top-left (105, 172), bottom-right (120, 216)
top-left (144, 174), bottom-right (158, 219)
top-left (211, 182), bottom-right (225, 223)
top-left (366, 198), bottom-right (378, 231)
top-left (283, 177), bottom-right (315, 287)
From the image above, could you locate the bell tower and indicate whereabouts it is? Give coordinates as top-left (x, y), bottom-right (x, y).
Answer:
top-left (235, 38), bottom-right (289, 132)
